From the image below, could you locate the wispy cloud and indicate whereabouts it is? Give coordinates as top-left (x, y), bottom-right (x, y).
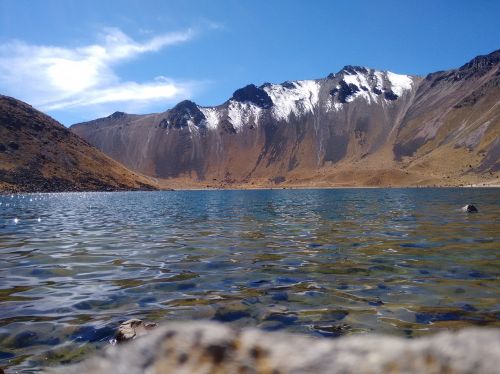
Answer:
top-left (0, 28), bottom-right (202, 119)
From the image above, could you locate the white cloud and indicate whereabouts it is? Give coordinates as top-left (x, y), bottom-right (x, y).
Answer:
top-left (0, 28), bottom-right (201, 119)
top-left (44, 76), bottom-right (199, 110)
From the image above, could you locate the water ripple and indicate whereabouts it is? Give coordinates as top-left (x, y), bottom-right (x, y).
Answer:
top-left (0, 188), bottom-right (499, 372)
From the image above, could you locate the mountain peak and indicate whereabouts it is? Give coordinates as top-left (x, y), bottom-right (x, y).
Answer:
top-left (327, 66), bottom-right (370, 80)
top-left (171, 100), bottom-right (199, 112)
top-left (231, 84), bottom-right (273, 109)
top-left (426, 49), bottom-right (500, 86)
top-left (108, 111), bottom-right (127, 119)
top-left (340, 65), bottom-right (369, 75)
top-left (458, 49), bottom-right (500, 76)
top-left (161, 99), bottom-right (205, 130)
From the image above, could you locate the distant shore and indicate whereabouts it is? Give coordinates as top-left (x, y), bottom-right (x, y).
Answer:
top-left (1, 183), bottom-right (499, 194)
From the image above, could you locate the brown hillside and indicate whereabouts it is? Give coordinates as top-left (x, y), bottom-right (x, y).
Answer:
top-left (0, 95), bottom-right (158, 192)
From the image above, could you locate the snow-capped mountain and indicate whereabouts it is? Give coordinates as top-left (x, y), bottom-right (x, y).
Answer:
top-left (71, 50), bottom-right (499, 187)
top-left (130, 66), bottom-right (417, 134)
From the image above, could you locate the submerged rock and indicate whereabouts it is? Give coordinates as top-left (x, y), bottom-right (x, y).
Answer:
top-left (461, 204), bottom-right (479, 213)
top-left (47, 321), bottom-right (500, 374)
top-left (115, 319), bottom-right (157, 343)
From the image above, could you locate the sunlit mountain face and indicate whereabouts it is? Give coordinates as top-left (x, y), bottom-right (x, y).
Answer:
top-left (71, 50), bottom-right (500, 188)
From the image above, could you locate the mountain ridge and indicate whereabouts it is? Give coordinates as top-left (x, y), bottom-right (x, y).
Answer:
top-left (71, 49), bottom-right (500, 188)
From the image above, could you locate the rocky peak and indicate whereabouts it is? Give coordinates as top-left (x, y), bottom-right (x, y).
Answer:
top-left (340, 65), bottom-right (369, 75)
top-left (280, 81), bottom-right (297, 89)
top-left (427, 49), bottom-right (500, 86)
top-left (326, 66), bottom-right (368, 80)
top-left (108, 111), bottom-right (127, 120)
top-left (170, 100), bottom-right (199, 113)
top-left (459, 49), bottom-right (500, 72)
top-left (161, 100), bottom-right (206, 130)
top-left (457, 49), bottom-right (500, 79)
top-left (231, 84), bottom-right (273, 109)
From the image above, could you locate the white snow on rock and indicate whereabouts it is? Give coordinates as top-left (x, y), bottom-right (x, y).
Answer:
top-left (191, 70), bottom-right (414, 129)
top-left (386, 71), bottom-right (413, 96)
top-left (342, 72), bottom-right (376, 103)
top-left (199, 107), bottom-right (220, 130)
top-left (186, 118), bottom-right (200, 134)
top-left (343, 72), bottom-right (370, 90)
top-left (374, 71), bottom-right (385, 91)
top-left (263, 80), bottom-right (320, 121)
top-left (325, 98), bottom-right (343, 112)
top-left (339, 69), bottom-right (413, 104)
top-left (227, 101), bottom-right (262, 131)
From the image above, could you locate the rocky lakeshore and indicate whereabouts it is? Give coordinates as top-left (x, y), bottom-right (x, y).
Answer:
top-left (47, 321), bottom-right (500, 374)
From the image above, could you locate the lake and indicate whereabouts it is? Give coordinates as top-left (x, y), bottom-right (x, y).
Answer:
top-left (0, 188), bottom-right (499, 372)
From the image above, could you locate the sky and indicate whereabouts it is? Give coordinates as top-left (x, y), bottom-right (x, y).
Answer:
top-left (0, 0), bottom-right (499, 125)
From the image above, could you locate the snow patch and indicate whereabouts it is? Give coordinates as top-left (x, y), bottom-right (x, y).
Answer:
top-left (343, 72), bottom-right (369, 89)
top-left (263, 80), bottom-right (320, 121)
top-left (341, 70), bottom-right (379, 104)
top-left (386, 72), bottom-right (413, 96)
top-left (374, 71), bottom-right (384, 91)
top-left (227, 101), bottom-right (262, 131)
top-left (325, 98), bottom-right (343, 112)
top-left (186, 118), bottom-right (199, 134)
top-left (200, 107), bottom-right (220, 130)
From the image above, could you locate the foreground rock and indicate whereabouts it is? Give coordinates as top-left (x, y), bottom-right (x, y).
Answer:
top-left (47, 321), bottom-right (500, 374)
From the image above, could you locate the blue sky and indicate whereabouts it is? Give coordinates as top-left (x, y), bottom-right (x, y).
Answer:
top-left (0, 0), bottom-right (499, 125)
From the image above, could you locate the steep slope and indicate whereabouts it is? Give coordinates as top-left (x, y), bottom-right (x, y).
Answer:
top-left (0, 95), bottom-right (157, 192)
top-left (393, 50), bottom-right (500, 179)
top-left (71, 50), bottom-right (500, 187)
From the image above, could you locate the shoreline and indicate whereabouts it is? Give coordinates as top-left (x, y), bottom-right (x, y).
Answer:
top-left (1, 184), bottom-right (499, 194)
top-left (1, 184), bottom-right (500, 194)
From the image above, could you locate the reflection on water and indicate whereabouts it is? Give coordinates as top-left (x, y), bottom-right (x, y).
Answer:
top-left (0, 188), bottom-right (499, 372)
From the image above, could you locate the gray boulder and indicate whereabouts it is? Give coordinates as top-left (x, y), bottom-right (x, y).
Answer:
top-left (46, 321), bottom-right (500, 374)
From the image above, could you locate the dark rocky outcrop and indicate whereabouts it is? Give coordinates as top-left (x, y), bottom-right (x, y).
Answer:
top-left (427, 49), bottom-right (500, 87)
top-left (231, 84), bottom-right (273, 109)
top-left (330, 80), bottom-right (360, 103)
top-left (341, 65), bottom-right (369, 75)
top-left (108, 111), bottom-right (127, 120)
top-left (160, 100), bottom-right (206, 129)
top-left (384, 90), bottom-right (399, 101)
top-left (457, 49), bottom-right (500, 79)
